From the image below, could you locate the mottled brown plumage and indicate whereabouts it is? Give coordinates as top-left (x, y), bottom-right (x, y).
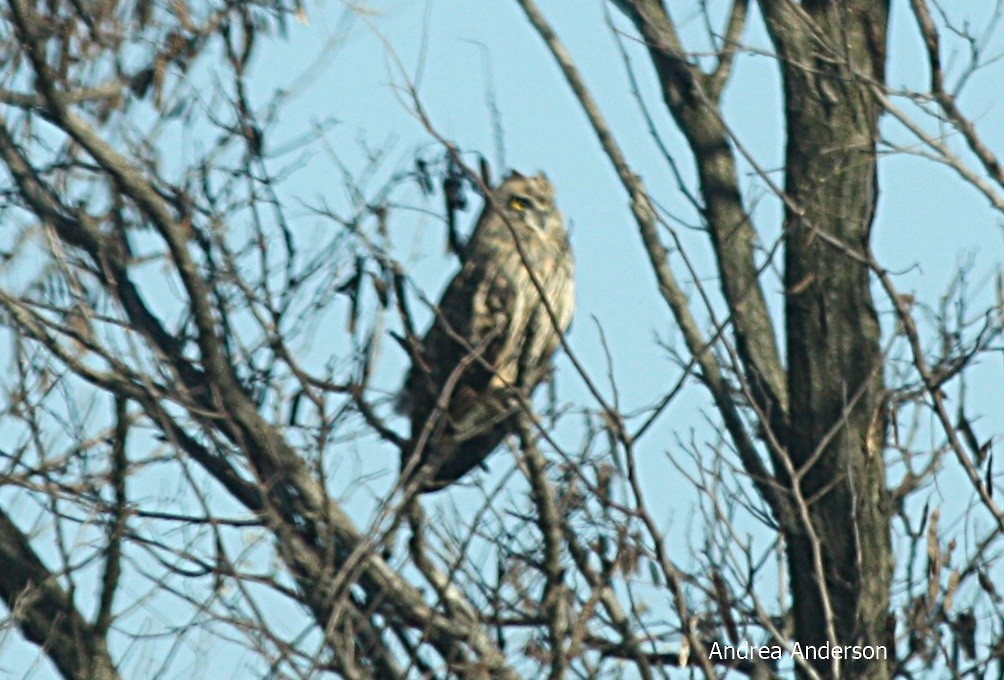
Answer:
top-left (398, 171), bottom-right (574, 492)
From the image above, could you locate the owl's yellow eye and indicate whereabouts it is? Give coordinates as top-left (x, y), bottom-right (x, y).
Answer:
top-left (508, 196), bottom-right (529, 212)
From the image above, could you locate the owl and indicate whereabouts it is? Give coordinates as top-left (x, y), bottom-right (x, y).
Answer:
top-left (398, 171), bottom-right (575, 493)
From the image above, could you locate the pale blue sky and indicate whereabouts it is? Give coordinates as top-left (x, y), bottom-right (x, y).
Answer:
top-left (251, 0), bottom-right (1003, 492)
top-left (248, 3), bottom-right (1004, 675)
top-left (5, 1), bottom-right (1004, 677)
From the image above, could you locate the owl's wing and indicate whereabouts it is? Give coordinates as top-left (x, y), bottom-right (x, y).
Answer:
top-left (399, 258), bottom-right (523, 490)
top-left (413, 258), bottom-right (522, 404)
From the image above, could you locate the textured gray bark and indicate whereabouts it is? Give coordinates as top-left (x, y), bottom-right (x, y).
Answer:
top-left (762, 2), bottom-right (894, 677)
top-left (0, 512), bottom-right (120, 680)
top-left (612, 1), bottom-right (896, 677)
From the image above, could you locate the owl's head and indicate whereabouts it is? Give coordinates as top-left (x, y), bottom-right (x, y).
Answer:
top-left (496, 171), bottom-right (560, 233)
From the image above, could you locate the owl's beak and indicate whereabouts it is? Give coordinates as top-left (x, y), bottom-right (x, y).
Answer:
top-left (530, 209), bottom-right (549, 231)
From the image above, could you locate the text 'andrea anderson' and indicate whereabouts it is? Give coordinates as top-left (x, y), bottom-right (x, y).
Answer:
top-left (708, 641), bottom-right (889, 662)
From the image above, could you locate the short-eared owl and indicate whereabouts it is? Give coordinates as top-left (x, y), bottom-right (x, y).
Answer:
top-left (399, 171), bottom-right (575, 492)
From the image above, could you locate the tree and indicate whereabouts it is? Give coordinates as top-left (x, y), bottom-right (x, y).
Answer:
top-left (1, 0), bottom-right (1002, 678)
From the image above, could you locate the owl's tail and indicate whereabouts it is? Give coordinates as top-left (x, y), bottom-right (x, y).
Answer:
top-left (401, 400), bottom-right (514, 493)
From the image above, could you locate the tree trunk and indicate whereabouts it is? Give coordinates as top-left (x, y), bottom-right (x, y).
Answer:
top-left (764, 2), bottom-right (893, 677)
